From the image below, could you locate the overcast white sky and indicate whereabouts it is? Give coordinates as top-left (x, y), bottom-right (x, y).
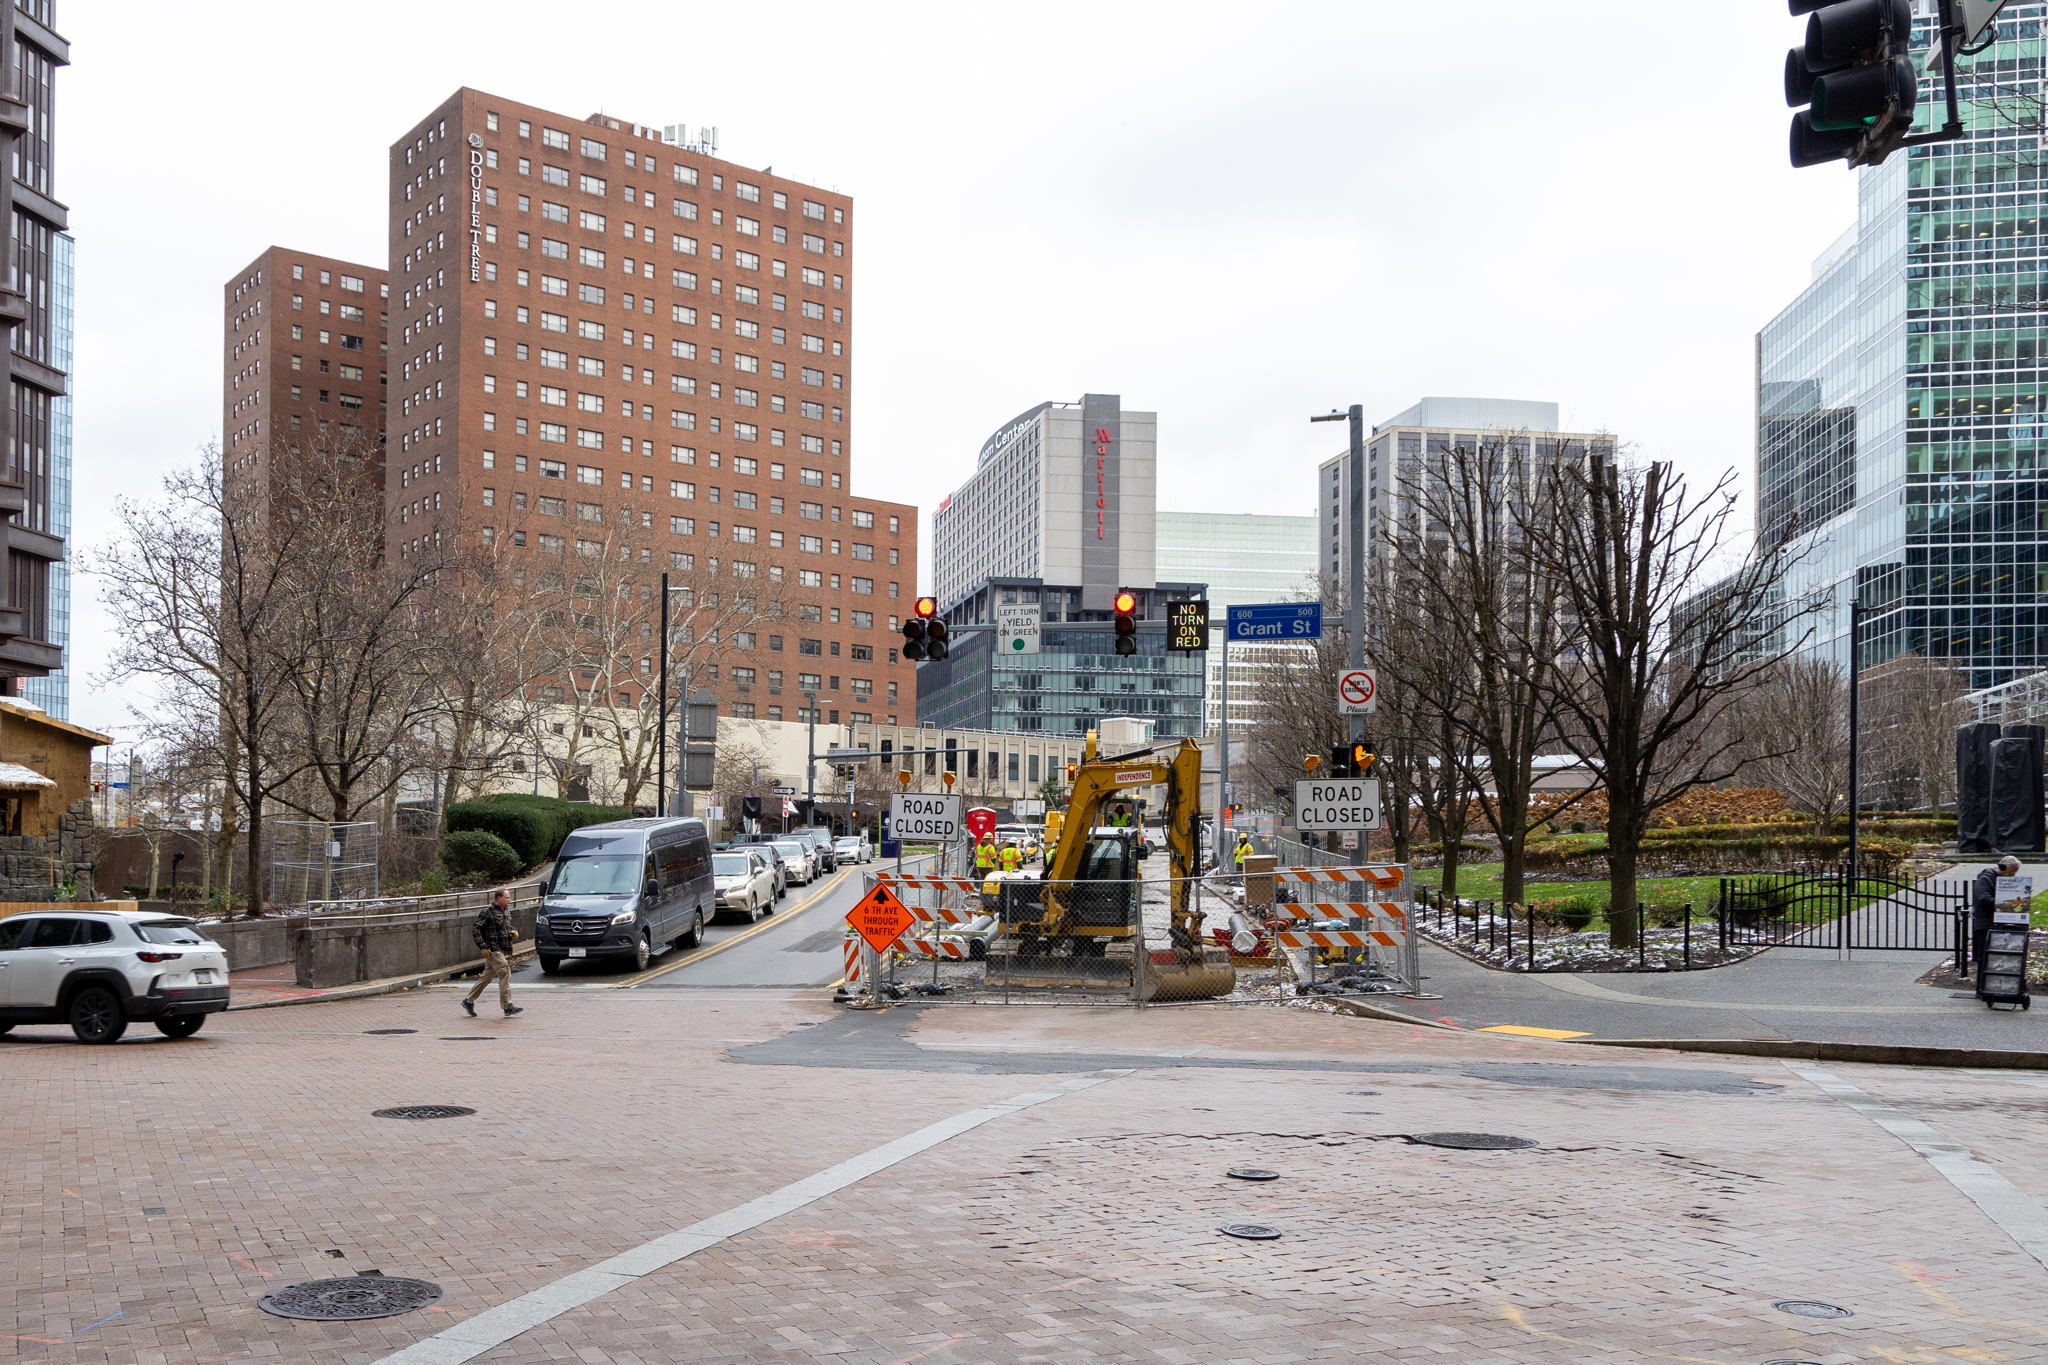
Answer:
top-left (62, 0), bottom-right (1858, 737)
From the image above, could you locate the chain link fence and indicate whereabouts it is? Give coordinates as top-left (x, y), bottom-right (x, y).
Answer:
top-left (270, 820), bottom-right (381, 906)
top-left (853, 848), bottom-right (1417, 1006)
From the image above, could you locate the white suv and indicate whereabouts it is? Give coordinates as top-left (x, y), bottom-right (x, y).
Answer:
top-left (0, 911), bottom-right (230, 1044)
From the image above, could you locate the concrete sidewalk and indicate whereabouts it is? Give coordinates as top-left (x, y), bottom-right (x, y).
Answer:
top-left (1374, 937), bottom-right (2048, 1050)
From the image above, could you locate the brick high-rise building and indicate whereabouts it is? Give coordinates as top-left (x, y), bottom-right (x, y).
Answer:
top-left (0, 2), bottom-right (70, 689)
top-left (223, 248), bottom-right (390, 493)
top-left (386, 89), bottom-right (915, 726)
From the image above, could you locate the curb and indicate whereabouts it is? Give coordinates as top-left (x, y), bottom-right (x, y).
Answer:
top-left (226, 946), bottom-right (536, 1012)
top-left (1563, 1035), bottom-right (2048, 1071)
top-left (1327, 996), bottom-right (1462, 1031)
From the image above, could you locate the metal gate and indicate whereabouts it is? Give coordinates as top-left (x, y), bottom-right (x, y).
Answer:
top-left (1717, 866), bottom-right (1968, 953)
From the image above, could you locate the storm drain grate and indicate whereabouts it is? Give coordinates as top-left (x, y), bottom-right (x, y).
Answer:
top-left (1218, 1224), bottom-right (1282, 1240)
top-left (1411, 1132), bottom-right (1537, 1151)
top-left (1773, 1300), bottom-right (1852, 1320)
top-left (1226, 1168), bottom-right (1280, 1182)
top-left (364, 1029), bottom-right (417, 1036)
top-left (258, 1276), bottom-right (442, 1321)
top-left (372, 1105), bottom-right (476, 1121)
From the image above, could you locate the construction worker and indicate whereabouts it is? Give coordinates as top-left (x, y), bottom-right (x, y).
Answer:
top-left (999, 841), bottom-right (1024, 873)
top-left (975, 839), bottom-right (997, 875)
top-left (1107, 803), bottom-right (1135, 829)
top-left (1234, 832), bottom-right (1253, 874)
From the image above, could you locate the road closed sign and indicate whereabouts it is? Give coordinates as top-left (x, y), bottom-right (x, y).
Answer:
top-left (1294, 778), bottom-right (1384, 831)
top-left (890, 792), bottom-right (964, 840)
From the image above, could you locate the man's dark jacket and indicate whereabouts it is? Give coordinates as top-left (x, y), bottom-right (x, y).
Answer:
top-left (473, 904), bottom-right (515, 954)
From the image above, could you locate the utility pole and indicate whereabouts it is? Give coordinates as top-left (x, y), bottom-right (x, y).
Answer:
top-left (803, 690), bottom-right (820, 822)
top-left (1847, 594), bottom-right (1866, 883)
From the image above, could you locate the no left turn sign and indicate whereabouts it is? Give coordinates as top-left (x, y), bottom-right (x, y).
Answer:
top-left (1337, 669), bottom-right (1377, 714)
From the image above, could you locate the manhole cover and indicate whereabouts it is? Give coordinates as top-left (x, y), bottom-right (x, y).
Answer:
top-left (364, 1029), bottom-right (417, 1035)
top-left (1412, 1132), bottom-right (1537, 1150)
top-left (372, 1105), bottom-right (476, 1121)
top-left (1219, 1224), bottom-right (1281, 1240)
top-left (1773, 1300), bottom-right (1852, 1319)
top-left (1226, 1168), bottom-right (1279, 1181)
top-left (258, 1276), bottom-right (442, 1321)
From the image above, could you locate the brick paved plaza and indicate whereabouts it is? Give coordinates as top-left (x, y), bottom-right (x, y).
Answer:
top-left (6, 988), bottom-right (2048, 1363)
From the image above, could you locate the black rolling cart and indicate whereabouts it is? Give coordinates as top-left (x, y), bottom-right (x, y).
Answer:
top-left (1978, 907), bottom-right (2033, 1011)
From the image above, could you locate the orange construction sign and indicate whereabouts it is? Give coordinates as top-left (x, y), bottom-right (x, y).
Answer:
top-left (848, 882), bottom-right (915, 954)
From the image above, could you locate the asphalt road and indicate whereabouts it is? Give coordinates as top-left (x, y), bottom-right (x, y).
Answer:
top-left (501, 861), bottom-right (877, 992)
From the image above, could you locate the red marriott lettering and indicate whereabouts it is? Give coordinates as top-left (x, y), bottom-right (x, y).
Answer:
top-left (1093, 426), bottom-right (1112, 540)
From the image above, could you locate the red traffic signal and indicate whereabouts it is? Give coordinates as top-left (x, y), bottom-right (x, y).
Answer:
top-left (1113, 590), bottom-right (1138, 657)
top-left (904, 596), bottom-right (948, 662)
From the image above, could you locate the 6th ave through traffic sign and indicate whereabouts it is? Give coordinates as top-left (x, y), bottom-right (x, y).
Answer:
top-left (847, 882), bottom-right (915, 954)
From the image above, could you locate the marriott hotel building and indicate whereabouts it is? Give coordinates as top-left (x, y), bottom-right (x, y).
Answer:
top-left (921, 393), bottom-right (1207, 736)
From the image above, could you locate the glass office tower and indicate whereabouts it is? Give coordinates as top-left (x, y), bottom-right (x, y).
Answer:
top-left (21, 232), bottom-right (72, 718)
top-left (1762, 1), bottom-right (2048, 688)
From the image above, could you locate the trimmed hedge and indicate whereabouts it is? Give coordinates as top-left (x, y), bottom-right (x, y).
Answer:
top-left (441, 830), bottom-right (523, 881)
top-left (1525, 833), bottom-right (1914, 875)
top-left (446, 794), bottom-right (633, 868)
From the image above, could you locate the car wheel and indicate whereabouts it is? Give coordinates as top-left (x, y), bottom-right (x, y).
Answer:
top-left (680, 909), bottom-right (703, 949)
top-left (760, 889), bottom-right (775, 916)
top-left (68, 987), bottom-right (127, 1044)
top-left (155, 1015), bottom-right (204, 1039)
top-left (632, 934), bottom-right (652, 972)
top-left (539, 955), bottom-right (562, 976)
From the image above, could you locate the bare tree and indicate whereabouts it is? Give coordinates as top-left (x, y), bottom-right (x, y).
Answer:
top-left (94, 452), bottom-right (316, 915)
top-left (1367, 564), bottom-right (1479, 890)
top-left (1737, 657), bottom-right (1851, 833)
top-left (1526, 454), bottom-right (1816, 947)
top-left (1377, 436), bottom-right (1579, 904)
top-left (1865, 652), bottom-right (1971, 811)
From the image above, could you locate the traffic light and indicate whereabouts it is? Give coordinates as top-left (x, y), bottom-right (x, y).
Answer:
top-left (1328, 742), bottom-right (1356, 778)
top-left (1787, 0), bottom-right (1918, 169)
top-left (742, 795), bottom-right (762, 820)
top-left (902, 596), bottom-right (948, 663)
top-left (1113, 591), bottom-right (1138, 657)
top-left (1065, 760), bottom-right (1078, 783)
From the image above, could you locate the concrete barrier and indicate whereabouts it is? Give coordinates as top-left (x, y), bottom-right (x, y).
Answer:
top-left (292, 900), bottom-right (539, 989)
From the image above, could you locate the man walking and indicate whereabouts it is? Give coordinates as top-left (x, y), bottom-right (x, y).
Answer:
top-left (1972, 855), bottom-right (2022, 981)
top-left (464, 888), bottom-right (524, 1017)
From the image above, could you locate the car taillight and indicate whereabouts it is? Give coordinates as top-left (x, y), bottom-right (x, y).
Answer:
top-left (136, 951), bottom-right (184, 963)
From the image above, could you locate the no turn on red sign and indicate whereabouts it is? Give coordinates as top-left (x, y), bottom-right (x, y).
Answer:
top-left (1337, 669), bottom-right (1377, 714)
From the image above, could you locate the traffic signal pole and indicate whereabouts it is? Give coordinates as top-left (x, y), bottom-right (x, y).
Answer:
top-left (1312, 404), bottom-right (1368, 855)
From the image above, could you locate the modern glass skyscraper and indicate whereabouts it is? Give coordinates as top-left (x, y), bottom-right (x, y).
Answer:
top-left (1156, 510), bottom-right (1315, 733)
top-left (1761, 0), bottom-right (2048, 688)
top-left (21, 231), bottom-right (71, 718)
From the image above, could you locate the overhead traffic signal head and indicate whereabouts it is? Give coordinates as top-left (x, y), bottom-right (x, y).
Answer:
top-left (903, 596), bottom-right (948, 662)
top-left (1787, 0), bottom-right (1918, 169)
top-left (1113, 591), bottom-right (1138, 657)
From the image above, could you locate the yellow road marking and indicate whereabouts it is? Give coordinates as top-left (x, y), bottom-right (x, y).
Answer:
top-left (614, 868), bottom-right (853, 988)
top-left (1477, 1025), bottom-right (1591, 1040)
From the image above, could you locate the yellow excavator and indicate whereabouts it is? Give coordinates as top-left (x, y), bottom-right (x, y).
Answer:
top-left (989, 732), bottom-right (1235, 1000)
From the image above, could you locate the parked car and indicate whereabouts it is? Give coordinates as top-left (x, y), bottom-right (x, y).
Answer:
top-left (727, 836), bottom-right (794, 897)
top-left (833, 835), bottom-right (871, 865)
top-left (790, 827), bottom-right (838, 873)
top-left (536, 817), bottom-right (714, 974)
top-left (712, 850), bottom-right (778, 922)
top-left (747, 845), bottom-right (789, 899)
top-left (0, 911), bottom-right (230, 1043)
top-left (768, 838), bottom-right (818, 885)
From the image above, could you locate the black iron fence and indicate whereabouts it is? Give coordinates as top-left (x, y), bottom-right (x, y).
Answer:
top-left (1414, 864), bottom-right (1975, 974)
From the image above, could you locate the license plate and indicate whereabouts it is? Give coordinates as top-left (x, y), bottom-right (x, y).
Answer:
top-left (567, 948), bottom-right (587, 958)
top-left (194, 970), bottom-right (214, 984)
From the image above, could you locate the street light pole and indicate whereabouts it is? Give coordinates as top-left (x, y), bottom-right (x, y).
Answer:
top-left (1311, 403), bottom-right (1368, 854)
top-left (804, 690), bottom-right (819, 821)
top-left (656, 571), bottom-right (671, 816)
top-left (1847, 595), bottom-right (1866, 880)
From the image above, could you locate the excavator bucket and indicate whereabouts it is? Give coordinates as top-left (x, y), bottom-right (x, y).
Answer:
top-left (1137, 945), bottom-right (1237, 1002)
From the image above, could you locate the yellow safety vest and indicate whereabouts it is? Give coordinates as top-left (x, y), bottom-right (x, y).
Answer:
top-left (1235, 842), bottom-right (1250, 868)
top-left (1000, 846), bottom-right (1023, 871)
top-left (975, 843), bottom-right (995, 871)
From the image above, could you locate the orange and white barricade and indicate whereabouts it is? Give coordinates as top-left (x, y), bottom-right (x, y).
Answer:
top-left (1269, 865), bottom-right (1416, 991)
top-left (871, 872), bottom-right (988, 968)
